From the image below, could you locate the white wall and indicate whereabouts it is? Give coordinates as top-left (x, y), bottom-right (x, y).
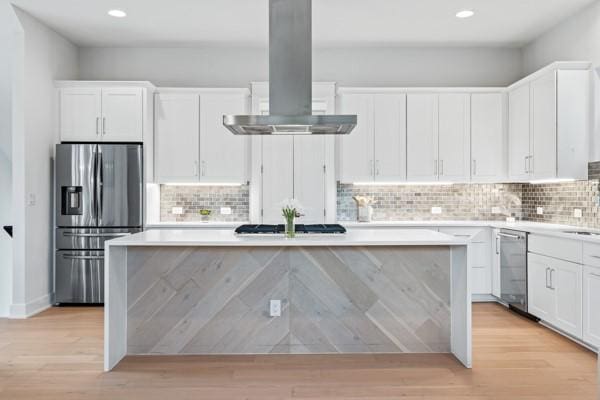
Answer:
top-left (10, 8), bottom-right (78, 317)
top-left (0, 1), bottom-right (19, 318)
top-left (523, 1), bottom-right (600, 160)
top-left (79, 45), bottom-right (523, 88)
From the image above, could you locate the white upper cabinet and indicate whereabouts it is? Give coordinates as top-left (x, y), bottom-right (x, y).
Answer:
top-left (199, 94), bottom-right (248, 183)
top-left (407, 93), bottom-right (438, 182)
top-left (59, 88), bottom-right (102, 142)
top-left (101, 88), bottom-right (144, 142)
top-left (438, 93), bottom-right (470, 182)
top-left (294, 136), bottom-right (326, 223)
top-left (59, 86), bottom-right (146, 143)
top-left (508, 65), bottom-right (590, 181)
top-left (338, 94), bottom-right (374, 182)
top-left (373, 94), bottom-right (407, 182)
top-left (471, 93), bottom-right (506, 182)
top-left (508, 84), bottom-right (531, 181)
top-left (153, 89), bottom-right (250, 184)
top-left (261, 137), bottom-right (294, 224)
top-left (154, 93), bottom-right (200, 182)
top-left (338, 92), bottom-right (407, 183)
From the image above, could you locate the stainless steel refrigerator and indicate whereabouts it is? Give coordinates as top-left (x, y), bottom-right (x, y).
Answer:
top-left (55, 144), bottom-right (143, 304)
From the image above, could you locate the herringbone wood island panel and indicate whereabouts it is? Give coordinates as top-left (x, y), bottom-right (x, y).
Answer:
top-left (126, 246), bottom-right (451, 355)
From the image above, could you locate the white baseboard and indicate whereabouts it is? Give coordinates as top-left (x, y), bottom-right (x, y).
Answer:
top-left (472, 294), bottom-right (498, 303)
top-left (9, 293), bottom-right (53, 319)
top-left (539, 321), bottom-right (599, 354)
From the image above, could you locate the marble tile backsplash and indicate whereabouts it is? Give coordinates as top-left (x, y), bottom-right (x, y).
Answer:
top-left (337, 183), bottom-right (524, 222)
top-left (160, 185), bottom-right (249, 222)
top-left (159, 162), bottom-right (600, 227)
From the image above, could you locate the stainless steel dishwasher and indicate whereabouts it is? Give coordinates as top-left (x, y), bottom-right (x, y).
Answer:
top-left (499, 229), bottom-right (529, 314)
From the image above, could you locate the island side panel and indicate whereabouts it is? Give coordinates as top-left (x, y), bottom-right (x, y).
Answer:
top-left (104, 245), bottom-right (128, 372)
top-left (450, 245), bottom-right (472, 368)
top-left (125, 246), bottom-right (453, 356)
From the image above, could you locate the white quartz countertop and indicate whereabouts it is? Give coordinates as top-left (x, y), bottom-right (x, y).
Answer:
top-left (107, 228), bottom-right (469, 247)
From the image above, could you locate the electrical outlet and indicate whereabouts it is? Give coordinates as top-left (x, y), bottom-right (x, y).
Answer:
top-left (269, 300), bottom-right (281, 317)
top-left (574, 209), bottom-right (583, 218)
top-left (27, 193), bottom-right (36, 206)
top-left (431, 207), bottom-right (442, 215)
top-left (220, 207), bottom-right (232, 215)
top-left (171, 207), bottom-right (183, 215)
top-left (537, 207), bottom-right (544, 215)
top-left (491, 207), bottom-right (501, 214)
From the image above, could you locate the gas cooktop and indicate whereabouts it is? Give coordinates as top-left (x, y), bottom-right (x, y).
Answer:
top-left (235, 224), bottom-right (346, 235)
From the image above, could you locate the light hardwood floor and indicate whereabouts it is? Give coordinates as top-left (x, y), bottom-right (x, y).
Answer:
top-left (0, 303), bottom-right (597, 399)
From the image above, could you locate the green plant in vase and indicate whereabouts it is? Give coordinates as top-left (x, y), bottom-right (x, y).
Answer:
top-left (281, 199), bottom-right (303, 238)
top-left (199, 209), bottom-right (211, 222)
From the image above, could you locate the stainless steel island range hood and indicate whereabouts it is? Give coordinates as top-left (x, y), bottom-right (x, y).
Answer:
top-left (223, 0), bottom-right (356, 135)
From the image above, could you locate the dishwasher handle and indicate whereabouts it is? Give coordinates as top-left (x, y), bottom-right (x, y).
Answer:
top-left (498, 232), bottom-right (523, 240)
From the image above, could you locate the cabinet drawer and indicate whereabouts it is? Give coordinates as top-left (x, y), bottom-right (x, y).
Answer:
top-left (528, 234), bottom-right (582, 264)
top-left (439, 227), bottom-right (488, 242)
top-left (583, 242), bottom-right (600, 268)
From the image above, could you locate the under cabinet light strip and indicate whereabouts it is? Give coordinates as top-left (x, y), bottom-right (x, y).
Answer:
top-left (162, 183), bottom-right (244, 187)
top-left (352, 182), bottom-right (455, 186)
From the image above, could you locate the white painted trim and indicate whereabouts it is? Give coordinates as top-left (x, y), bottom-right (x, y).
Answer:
top-left (9, 293), bottom-right (53, 319)
top-left (155, 87), bottom-right (250, 96)
top-left (55, 80), bottom-right (156, 90)
top-left (539, 320), bottom-right (598, 353)
top-left (506, 61), bottom-right (592, 91)
top-left (104, 245), bottom-right (128, 371)
top-left (338, 87), bottom-right (505, 94)
top-left (450, 245), bottom-right (472, 368)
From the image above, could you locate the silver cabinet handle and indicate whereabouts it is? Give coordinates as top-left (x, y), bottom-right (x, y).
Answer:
top-left (498, 232), bottom-right (521, 239)
top-left (193, 161), bottom-right (199, 176)
top-left (440, 160), bottom-right (444, 176)
top-left (370, 159), bottom-right (374, 177)
top-left (495, 236), bottom-right (500, 254)
top-left (590, 272), bottom-right (600, 278)
top-left (589, 255), bottom-right (600, 259)
top-left (201, 161), bottom-right (207, 176)
top-left (375, 160), bottom-right (380, 176)
top-left (524, 156), bottom-right (529, 174)
top-left (62, 255), bottom-right (104, 261)
top-left (434, 160), bottom-right (438, 176)
top-left (529, 155), bottom-right (533, 174)
top-left (102, 117), bottom-right (106, 136)
top-left (549, 268), bottom-right (555, 290)
top-left (472, 160), bottom-right (477, 176)
top-left (96, 117), bottom-right (100, 135)
top-left (63, 232), bottom-right (130, 238)
top-left (545, 267), bottom-right (550, 289)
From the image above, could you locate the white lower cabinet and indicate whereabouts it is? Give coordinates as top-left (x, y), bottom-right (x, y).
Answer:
top-left (583, 265), bottom-right (600, 348)
top-left (527, 253), bottom-right (582, 339)
top-left (439, 227), bottom-right (491, 295)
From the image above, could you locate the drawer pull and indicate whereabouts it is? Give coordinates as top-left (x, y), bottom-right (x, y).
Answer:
top-left (62, 255), bottom-right (104, 260)
top-left (63, 232), bottom-right (130, 238)
top-left (590, 272), bottom-right (600, 278)
top-left (588, 255), bottom-right (600, 259)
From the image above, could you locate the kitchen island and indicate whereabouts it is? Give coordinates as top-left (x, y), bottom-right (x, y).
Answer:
top-left (104, 229), bottom-right (471, 371)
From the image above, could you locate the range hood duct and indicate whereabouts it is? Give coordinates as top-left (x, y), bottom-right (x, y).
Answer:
top-left (223, 0), bottom-right (356, 135)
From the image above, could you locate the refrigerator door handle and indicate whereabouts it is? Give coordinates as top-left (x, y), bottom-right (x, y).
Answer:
top-left (62, 255), bottom-right (105, 261)
top-left (62, 232), bottom-right (130, 238)
top-left (92, 147), bottom-right (98, 223)
top-left (97, 149), bottom-right (103, 224)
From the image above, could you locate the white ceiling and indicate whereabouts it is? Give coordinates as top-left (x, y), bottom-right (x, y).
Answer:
top-left (11, 0), bottom-right (597, 48)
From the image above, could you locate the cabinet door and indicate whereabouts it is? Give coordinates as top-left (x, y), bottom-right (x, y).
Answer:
top-left (552, 259), bottom-right (582, 338)
top-left (471, 93), bottom-right (505, 182)
top-left (294, 136), bottom-right (326, 223)
top-left (261, 137), bottom-right (294, 224)
top-left (101, 88), bottom-right (144, 142)
top-left (531, 72), bottom-right (557, 180)
top-left (154, 94), bottom-right (200, 182)
top-left (527, 254), bottom-right (554, 321)
top-left (508, 85), bottom-right (531, 181)
top-left (373, 94), bottom-right (406, 182)
top-left (438, 94), bottom-right (470, 182)
top-left (338, 94), bottom-right (374, 182)
top-left (492, 229), bottom-right (501, 298)
top-left (583, 265), bottom-right (600, 347)
top-left (199, 94), bottom-right (248, 183)
top-left (59, 88), bottom-right (102, 142)
top-left (407, 94), bottom-right (438, 182)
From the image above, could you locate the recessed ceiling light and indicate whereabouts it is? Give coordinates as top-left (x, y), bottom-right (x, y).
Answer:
top-left (108, 9), bottom-right (127, 18)
top-left (456, 10), bottom-right (475, 19)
